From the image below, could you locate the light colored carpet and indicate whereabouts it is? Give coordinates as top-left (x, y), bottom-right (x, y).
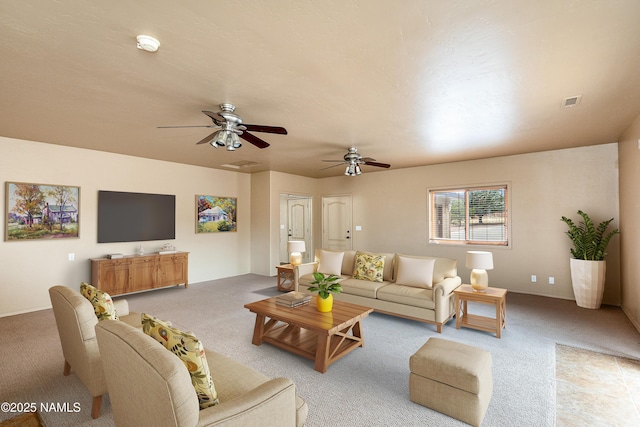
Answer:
top-left (0, 274), bottom-right (638, 426)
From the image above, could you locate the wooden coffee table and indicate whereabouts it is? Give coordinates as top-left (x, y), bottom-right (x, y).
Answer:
top-left (244, 297), bottom-right (373, 373)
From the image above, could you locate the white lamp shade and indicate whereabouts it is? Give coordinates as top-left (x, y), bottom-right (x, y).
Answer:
top-left (465, 251), bottom-right (494, 270)
top-left (287, 241), bottom-right (306, 253)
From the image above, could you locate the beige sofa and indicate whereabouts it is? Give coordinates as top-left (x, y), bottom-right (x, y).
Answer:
top-left (95, 319), bottom-right (308, 427)
top-left (295, 250), bottom-right (461, 332)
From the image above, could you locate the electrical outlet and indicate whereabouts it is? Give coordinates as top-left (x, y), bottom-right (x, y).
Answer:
top-left (68, 253), bottom-right (75, 261)
top-left (531, 275), bottom-right (537, 283)
top-left (549, 276), bottom-right (555, 285)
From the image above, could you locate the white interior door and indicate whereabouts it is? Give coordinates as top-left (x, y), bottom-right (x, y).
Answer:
top-left (280, 194), bottom-right (312, 264)
top-left (322, 195), bottom-right (352, 251)
top-left (288, 198), bottom-right (312, 263)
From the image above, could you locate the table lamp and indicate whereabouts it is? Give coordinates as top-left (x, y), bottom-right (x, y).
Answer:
top-left (465, 251), bottom-right (494, 292)
top-left (287, 240), bottom-right (306, 266)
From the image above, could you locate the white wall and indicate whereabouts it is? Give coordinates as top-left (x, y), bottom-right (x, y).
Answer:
top-left (250, 171), bottom-right (271, 275)
top-left (315, 144), bottom-right (621, 303)
top-left (2, 136), bottom-right (625, 316)
top-left (619, 115), bottom-right (640, 330)
top-left (0, 137), bottom-right (251, 316)
top-left (250, 171), bottom-right (319, 276)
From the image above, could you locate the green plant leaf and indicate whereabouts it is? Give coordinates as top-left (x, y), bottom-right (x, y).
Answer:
top-left (307, 272), bottom-right (342, 296)
top-left (561, 211), bottom-right (619, 260)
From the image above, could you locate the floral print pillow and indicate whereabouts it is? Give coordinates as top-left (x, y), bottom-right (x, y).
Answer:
top-left (80, 282), bottom-right (119, 321)
top-left (142, 313), bottom-right (219, 409)
top-left (352, 252), bottom-right (385, 282)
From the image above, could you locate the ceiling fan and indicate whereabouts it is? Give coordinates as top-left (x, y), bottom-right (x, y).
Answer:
top-left (322, 147), bottom-right (391, 176)
top-left (158, 103), bottom-right (287, 150)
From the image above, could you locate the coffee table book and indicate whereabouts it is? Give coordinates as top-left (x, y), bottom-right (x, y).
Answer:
top-left (276, 291), bottom-right (311, 307)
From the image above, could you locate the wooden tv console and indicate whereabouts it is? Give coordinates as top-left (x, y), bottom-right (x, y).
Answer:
top-left (90, 252), bottom-right (188, 296)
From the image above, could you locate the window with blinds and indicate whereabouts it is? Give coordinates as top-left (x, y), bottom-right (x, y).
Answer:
top-left (429, 185), bottom-right (509, 245)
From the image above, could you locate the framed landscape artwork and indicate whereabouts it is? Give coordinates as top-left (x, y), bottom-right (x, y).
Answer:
top-left (5, 182), bottom-right (80, 241)
top-left (196, 195), bottom-right (237, 233)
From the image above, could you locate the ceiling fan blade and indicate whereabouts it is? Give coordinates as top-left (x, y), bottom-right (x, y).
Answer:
top-left (322, 159), bottom-right (345, 163)
top-left (239, 131), bottom-right (270, 148)
top-left (158, 125), bottom-right (215, 128)
top-left (361, 157), bottom-right (377, 162)
top-left (321, 163), bottom-right (347, 170)
top-left (202, 110), bottom-right (225, 125)
top-left (363, 161), bottom-right (391, 168)
top-left (243, 124), bottom-right (288, 135)
top-left (195, 131), bottom-right (218, 145)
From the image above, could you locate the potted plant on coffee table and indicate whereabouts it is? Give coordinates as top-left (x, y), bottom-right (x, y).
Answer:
top-left (561, 210), bottom-right (619, 309)
top-left (307, 272), bottom-right (343, 312)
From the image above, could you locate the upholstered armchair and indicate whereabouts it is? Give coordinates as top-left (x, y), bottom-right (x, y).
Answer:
top-left (95, 319), bottom-right (308, 427)
top-left (48, 285), bottom-right (140, 419)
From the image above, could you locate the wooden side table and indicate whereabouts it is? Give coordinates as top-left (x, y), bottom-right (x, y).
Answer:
top-left (276, 264), bottom-right (295, 292)
top-left (454, 284), bottom-right (507, 338)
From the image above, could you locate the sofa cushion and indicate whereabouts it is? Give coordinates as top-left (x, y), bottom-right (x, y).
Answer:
top-left (316, 250), bottom-right (345, 276)
top-left (141, 313), bottom-right (219, 409)
top-left (338, 278), bottom-right (391, 298)
top-left (377, 284), bottom-right (436, 309)
top-left (80, 282), bottom-right (119, 321)
top-left (352, 251), bottom-right (385, 282)
top-left (434, 257), bottom-right (458, 283)
top-left (395, 255), bottom-right (436, 289)
top-left (341, 250), bottom-right (357, 275)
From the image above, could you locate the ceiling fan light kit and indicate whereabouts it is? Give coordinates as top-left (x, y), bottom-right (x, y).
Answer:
top-left (136, 35), bottom-right (160, 52)
top-left (345, 163), bottom-right (362, 176)
top-left (323, 147), bottom-right (391, 176)
top-left (209, 130), bottom-right (242, 150)
top-left (158, 103), bottom-right (286, 151)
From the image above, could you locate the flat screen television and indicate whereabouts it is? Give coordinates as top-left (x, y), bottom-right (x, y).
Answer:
top-left (97, 191), bottom-right (176, 243)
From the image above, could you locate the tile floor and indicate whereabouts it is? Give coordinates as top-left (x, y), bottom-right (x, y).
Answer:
top-left (556, 345), bottom-right (640, 426)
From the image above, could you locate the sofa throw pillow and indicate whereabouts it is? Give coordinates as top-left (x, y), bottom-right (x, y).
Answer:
top-left (80, 282), bottom-right (119, 321)
top-left (395, 255), bottom-right (436, 288)
top-left (317, 250), bottom-right (345, 276)
top-left (142, 313), bottom-right (219, 409)
top-left (352, 251), bottom-right (385, 282)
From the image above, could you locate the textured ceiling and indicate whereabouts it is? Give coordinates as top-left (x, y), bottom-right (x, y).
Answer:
top-left (2, 0), bottom-right (640, 178)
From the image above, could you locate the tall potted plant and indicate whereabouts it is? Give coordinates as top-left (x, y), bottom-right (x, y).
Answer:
top-left (561, 210), bottom-right (619, 309)
top-left (307, 272), bottom-right (343, 312)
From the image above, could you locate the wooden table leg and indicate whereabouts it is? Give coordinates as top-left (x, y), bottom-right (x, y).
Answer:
top-left (455, 294), bottom-right (461, 329)
top-left (495, 300), bottom-right (501, 338)
top-left (497, 297), bottom-right (506, 337)
top-left (501, 298), bottom-right (507, 329)
top-left (352, 320), bottom-right (364, 347)
top-left (314, 334), bottom-right (330, 373)
top-left (251, 313), bottom-right (266, 346)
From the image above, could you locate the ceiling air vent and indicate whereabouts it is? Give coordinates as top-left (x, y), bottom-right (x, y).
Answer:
top-left (562, 95), bottom-right (582, 108)
top-left (220, 160), bottom-right (260, 169)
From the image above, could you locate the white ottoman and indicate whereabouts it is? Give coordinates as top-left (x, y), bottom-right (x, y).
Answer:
top-left (409, 338), bottom-right (492, 426)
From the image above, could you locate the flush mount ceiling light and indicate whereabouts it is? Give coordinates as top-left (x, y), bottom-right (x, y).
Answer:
top-left (136, 35), bottom-right (160, 52)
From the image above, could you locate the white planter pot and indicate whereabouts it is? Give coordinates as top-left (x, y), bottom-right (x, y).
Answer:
top-left (569, 258), bottom-right (606, 309)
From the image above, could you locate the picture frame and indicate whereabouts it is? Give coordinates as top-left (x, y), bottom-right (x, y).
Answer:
top-left (196, 195), bottom-right (237, 233)
top-left (5, 181), bottom-right (80, 241)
